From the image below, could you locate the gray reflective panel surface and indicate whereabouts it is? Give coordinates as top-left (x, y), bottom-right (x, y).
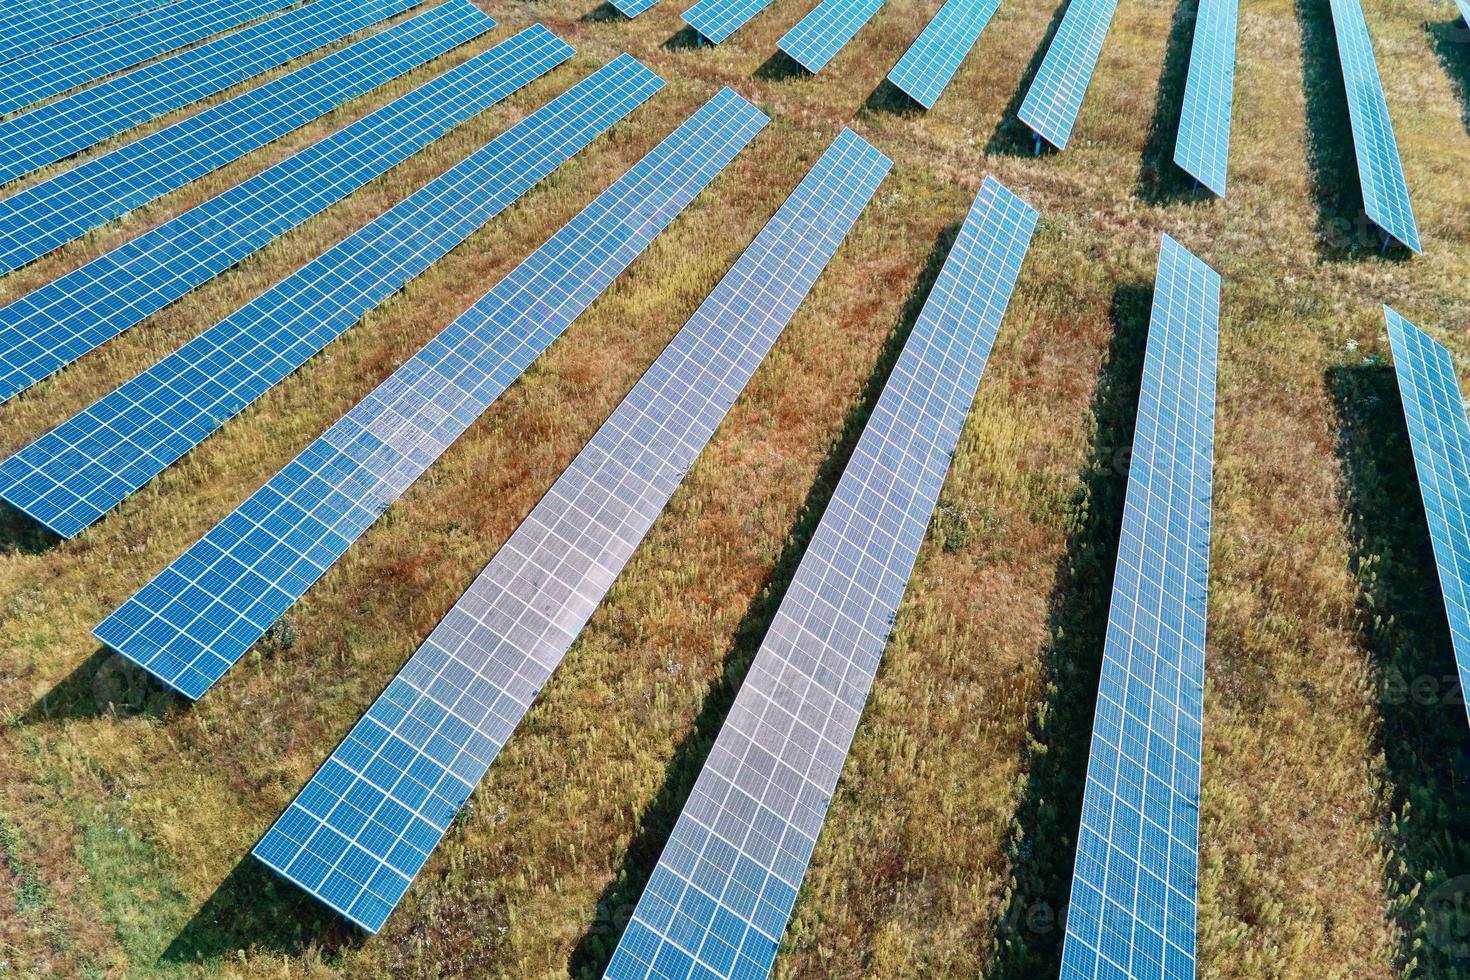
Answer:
top-left (886, 0), bottom-right (1002, 108)
top-left (607, 175), bottom-right (1037, 980)
top-left (1059, 234), bottom-right (1219, 980)
top-left (0, 0), bottom-right (494, 275)
top-left (777, 0), bottom-right (885, 73)
top-left (95, 81), bottom-right (761, 703)
top-left (1172, 0), bottom-right (1238, 195)
top-left (1016, 0), bottom-right (1121, 150)
top-left (0, 0), bottom-right (180, 65)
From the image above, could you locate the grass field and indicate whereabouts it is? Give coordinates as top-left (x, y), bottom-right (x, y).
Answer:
top-left (2, 0), bottom-right (1470, 973)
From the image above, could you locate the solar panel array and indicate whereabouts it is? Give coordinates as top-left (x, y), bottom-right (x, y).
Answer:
top-left (607, 175), bottom-right (1037, 980)
top-left (0, 0), bottom-right (493, 276)
top-left (0, 0), bottom-right (418, 186)
top-left (1172, 0), bottom-right (1239, 195)
top-left (1, 51), bottom-right (643, 539)
top-left (683, 0), bottom-right (772, 44)
top-left (0, 0), bottom-right (178, 65)
top-left (1016, 0), bottom-right (1122, 150)
top-left (94, 81), bottom-right (765, 704)
top-left (1383, 307), bottom-right (1470, 733)
top-left (1059, 234), bottom-right (1218, 980)
top-left (886, 0), bottom-right (1003, 109)
top-left (0, 24), bottom-right (570, 406)
top-left (777, 0), bottom-right (885, 73)
top-left (254, 121), bottom-right (892, 946)
top-left (1328, 0), bottom-right (1422, 252)
top-left (0, 0), bottom-right (293, 115)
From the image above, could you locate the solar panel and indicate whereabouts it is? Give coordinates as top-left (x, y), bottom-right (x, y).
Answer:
top-left (0, 0), bottom-right (493, 276)
top-left (609, 0), bottom-right (661, 19)
top-left (0, 0), bottom-right (419, 186)
top-left (0, 24), bottom-right (570, 406)
top-left (606, 175), bottom-right (1038, 980)
top-left (777, 0), bottom-right (885, 73)
top-left (1328, 0), bottom-right (1422, 252)
top-left (1461, 0), bottom-right (1470, 28)
top-left (252, 126), bottom-right (892, 942)
top-left (0, 0), bottom-right (293, 115)
top-left (1016, 0), bottom-right (1121, 150)
top-left (0, 0), bottom-right (179, 65)
top-left (1, 50), bottom-right (644, 539)
top-left (1383, 307), bottom-right (1470, 734)
top-left (1059, 234), bottom-right (1219, 980)
top-left (683, 0), bottom-right (772, 44)
top-left (886, 0), bottom-right (1003, 109)
top-left (94, 82), bottom-right (764, 702)
top-left (1172, 0), bottom-right (1238, 195)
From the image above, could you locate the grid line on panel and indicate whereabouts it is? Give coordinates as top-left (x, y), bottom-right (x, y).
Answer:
top-left (0, 0), bottom-right (292, 115)
top-left (1328, 0), bottom-right (1421, 252)
top-left (1384, 308), bottom-right (1470, 734)
top-left (886, 0), bottom-right (1003, 108)
top-left (0, 24), bottom-right (571, 406)
top-left (93, 81), bottom-right (763, 708)
top-left (0, 0), bottom-right (181, 66)
top-left (0, 48), bottom-right (640, 541)
top-left (1058, 234), bottom-right (1219, 980)
top-left (777, 0), bottom-right (885, 73)
top-left (0, 0), bottom-right (494, 276)
top-left (0, 0), bottom-right (420, 186)
top-left (606, 175), bottom-right (1038, 980)
top-left (1172, 0), bottom-right (1238, 195)
top-left (1016, 0), bottom-right (1121, 150)
top-left (683, 0), bottom-right (772, 44)
top-left (252, 126), bottom-right (898, 942)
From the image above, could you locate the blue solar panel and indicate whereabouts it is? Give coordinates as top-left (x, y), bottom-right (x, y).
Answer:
top-left (0, 0), bottom-right (493, 276)
top-left (1016, 0), bottom-right (1121, 150)
top-left (254, 123), bottom-right (886, 947)
top-left (0, 0), bottom-right (178, 65)
top-left (1328, 0), bottom-right (1422, 252)
top-left (1384, 307), bottom-right (1470, 733)
top-left (607, 175), bottom-right (1037, 980)
top-left (886, 0), bottom-right (1002, 109)
top-left (1461, 0), bottom-right (1470, 27)
top-left (683, 0), bottom-right (772, 44)
top-left (1172, 0), bottom-right (1238, 195)
top-left (1, 50), bottom-right (643, 540)
top-left (609, 0), bottom-right (661, 18)
top-left (0, 0), bottom-right (418, 186)
top-left (0, 24), bottom-right (570, 406)
top-left (777, 0), bottom-right (884, 73)
top-left (0, 0), bottom-right (293, 115)
top-left (93, 81), bottom-right (765, 703)
top-left (1059, 234), bottom-right (1219, 980)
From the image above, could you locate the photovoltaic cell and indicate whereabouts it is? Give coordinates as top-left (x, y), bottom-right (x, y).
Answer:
top-left (1328, 0), bottom-right (1422, 252)
top-left (0, 0), bottom-right (494, 276)
top-left (683, 0), bottom-right (772, 44)
top-left (0, 24), bottom-right (571, 405)
top-left (2, 51), bottom-right (644, 540)
top-left (886, 0), bottom-right (1003, 109)
top-left (254, 123), bottom-right (891, 946)
top-left (0, 0), bottom-right (293, 115)
top-left (0, 0), bottom-right (179, 65)
top-left (1384, 307), bottom-right (1470, 733)
top-left (1059, 234), bottom-right (1219, 980)
top-left (94, 81), bottom-right (760, 704)
top-left (1172, 0), bottom-right (1238, 195)
top-left (0, 0), bottom-right (419, 186)
top-left (607, 175), bottom-right (1037, 980)
top-left (1016, 0), bottom-right (1121, 150)
top-left (777, 0), bottom-right (885, 73)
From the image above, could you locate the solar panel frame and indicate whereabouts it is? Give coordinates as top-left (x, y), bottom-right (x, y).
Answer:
top-left (682, 0), bottom-right (773, 44)
top-left (94, 80), bottom-right (769, 704)
top-left (1172, 0), bottom-right (1239, 195)
top-left (777, 0), bottom-right (885, 73)
top-left (1016, 0), bottom-right (1122, 150)
top-left (1328, 0), bottom-right (1422, 252)
top-left (606, 174), bottom-right (1038, 980)
top-left (1058, 234), bottom-right (1219, 980)
top-left (1383, 307), bottom-right (1470, 734)
top-left (0, 0), bottom-right (494, 276)
top-left (886, 0), bottom-right (1003, 109)
top-left (252, 125), bottom-right (894, 945)
top-left (0, 0), bottom-right (180, 66)
top-left (0, 0), bottom-right (419, 186)
top-left (0, 23), bottom-right (571, 406)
